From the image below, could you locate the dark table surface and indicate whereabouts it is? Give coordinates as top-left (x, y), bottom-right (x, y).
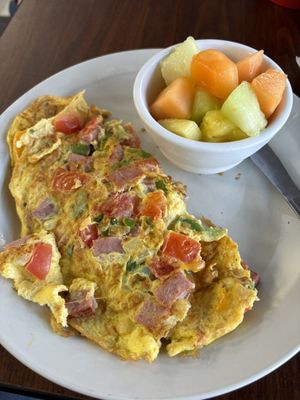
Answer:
top-left (0, 0), bottom-right (299, 399)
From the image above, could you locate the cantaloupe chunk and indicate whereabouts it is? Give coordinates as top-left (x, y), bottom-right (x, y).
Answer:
top-left (150, 77), bottom-right (195, 120)
top-left (236, 50), bottom-right (264, 83)
top-left (191, 50), bottom-right (238, 100)
top-left (251, 68), bottom-right (286, 119)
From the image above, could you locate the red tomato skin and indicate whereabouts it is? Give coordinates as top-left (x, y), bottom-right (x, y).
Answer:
top-left (25, 243), bottom-right (52, 280)
top-left (162, 231), bottom-right (200, 263)
top-left (54, 112), bottom-right (83, 135)
top-left (52, 168), bottom-right (89, 193)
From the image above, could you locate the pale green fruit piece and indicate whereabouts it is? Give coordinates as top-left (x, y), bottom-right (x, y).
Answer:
top-left (221, 81), bottom-right (267, 137)
top-left (159, 119), bottom-right (202, 141)
top-left (201, 110), bottom-right (248, 142)
top-left (191, 88), bottom-right (221, 124)
top-left (160, 36), bottom-right (198, 86)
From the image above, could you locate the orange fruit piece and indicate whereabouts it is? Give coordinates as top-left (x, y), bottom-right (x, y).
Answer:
top-left (190, 49), bottom-right (238, 100)
top-left (150, 77), bottom-right (195, 120)
top-left (237, 50), bottom-right (264, 83)
top-left (251, 68), bottom-right (286, 118)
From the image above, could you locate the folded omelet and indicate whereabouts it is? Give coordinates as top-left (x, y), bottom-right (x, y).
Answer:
top-left (0, 92), bottom-right (258, 362)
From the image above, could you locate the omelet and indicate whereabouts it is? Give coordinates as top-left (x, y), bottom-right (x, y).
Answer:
top-left (0, 92), bottom-right (258, 362)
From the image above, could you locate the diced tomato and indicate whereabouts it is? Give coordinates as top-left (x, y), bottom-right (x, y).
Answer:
top-left (161, 231), bottom-right (201, 263)
top-left (79, 224), bottom-right (98, 247)
top-left (54, 111), bottom-right (83, 135)
top-left (25, 243), bottom-right (52, 280)
top-left (140, 191), bottom-right (167, 220)
top-left (52, 168), bottom-right (89, 193)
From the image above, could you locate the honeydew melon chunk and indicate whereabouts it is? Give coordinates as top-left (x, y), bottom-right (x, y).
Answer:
top-left (200, 110), bottom-right (248, 142)
top-left (160, 36), bottom-right (198, 86)
top-left (159, 119), bottom-right (201, 141)
top-left (191, 88), bottom-right (221, 124)
top-left (221, 81), bottom-right (267, 137)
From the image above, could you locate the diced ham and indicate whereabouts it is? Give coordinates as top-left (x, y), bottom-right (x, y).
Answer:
top-left (161, 231), bottom-right (201, 263)
top-left (108, 158), bottom-right (159, 188)
top-left (135, 299), bottom-right (169, 332)
top-left (79, 224), bottom-right (98, 248)
top-left (32, 198), bottom-right (56, 220)
top-left (241, 260), bottom-right (249, 270)
top-left (148, 257), bottom-right (177, 279)
top-left (108, 164), bottom-right (144, 187)
top-left (121, 123), bottom-right (141, 148)
top-left (108, 144), bottom-right (124, 164)
top-left (250, 270), bottom-right (260, 287)
top-left (136, 158), bottom-right (159, 173)
top-left (92, 237), bottom-right (124, 256)
top-left (5, 235), bottom-right (30, 249)
top-left (78, 130), bottom-right (98, 144)
top-left (100, 192), bottom-right (136, 218)
top-left (66, 290), bottom-right (97, 318)
top-left (77, 115), bottom-right (103, 143)
top-left (154, 271), bottom-right (195, 308)
top-left (241, 260), bottom-right (260, 287)
top-left (132, 196), bottom-right (141, 215)
top-left (68, 153), bottom-right (93, 172)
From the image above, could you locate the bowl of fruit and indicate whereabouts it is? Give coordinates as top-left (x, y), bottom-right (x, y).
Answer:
top-left (133, 37), bottom-right (293, 174)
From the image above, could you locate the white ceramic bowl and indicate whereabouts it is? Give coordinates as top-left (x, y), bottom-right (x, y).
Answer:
top-left (133, 39), bottom-right (293, 174)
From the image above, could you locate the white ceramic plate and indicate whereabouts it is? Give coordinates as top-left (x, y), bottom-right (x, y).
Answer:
top-left (0, 49), bottom-right (299, 400)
